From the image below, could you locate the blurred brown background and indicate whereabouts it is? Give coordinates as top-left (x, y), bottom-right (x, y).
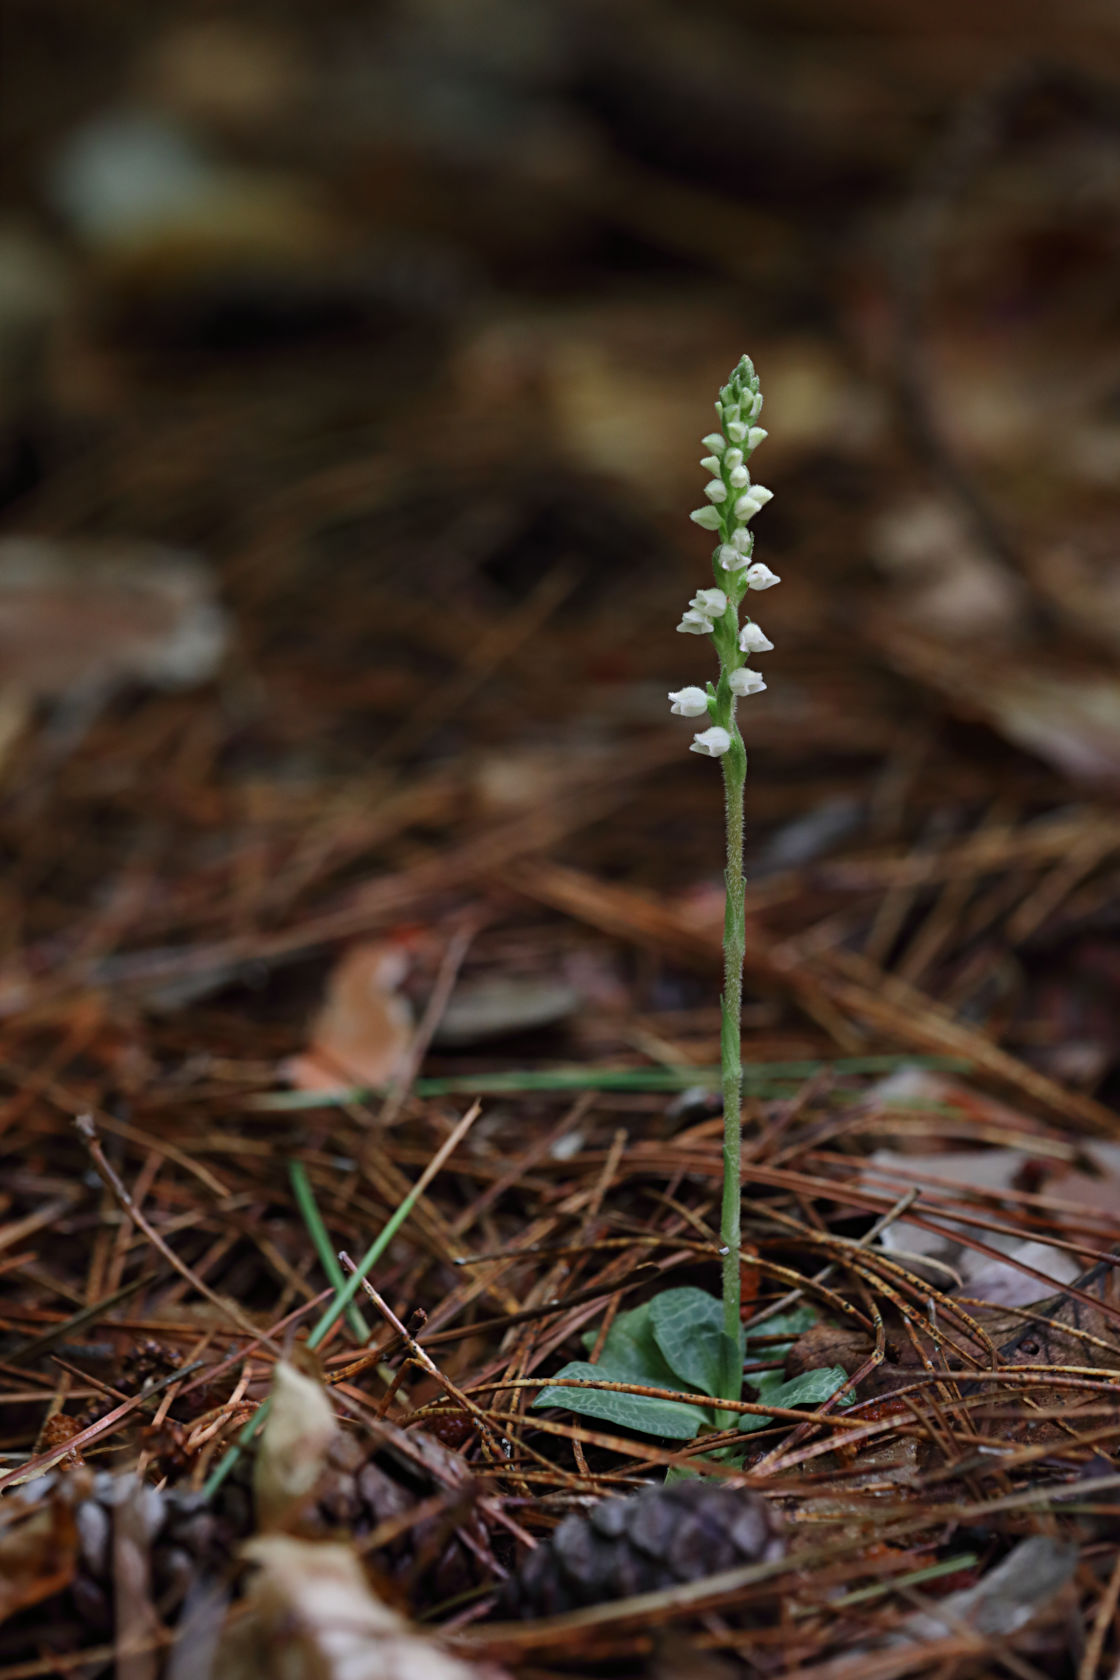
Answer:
top-left (3, 12), bottom-right (1120, 1665)
top-left (1, 0), bottom-right (1119, 1104)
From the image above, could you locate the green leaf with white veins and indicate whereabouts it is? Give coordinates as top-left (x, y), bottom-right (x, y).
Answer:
top-left (649, 1287), bottom-right (743, 1399)
top-left (579, 1300), bottom-right (682, 1388)
top-left (740, 1364), bottom-right (850, 1433)
top-left (533, 1362), bottom-right (711, 1438)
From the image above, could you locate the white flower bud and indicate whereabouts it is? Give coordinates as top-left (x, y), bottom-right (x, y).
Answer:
top-left (739, 620), bottom-right (774, 653)
top-left (745, 563), bottom-right (780, 590)
top-left (729, 464), bottom-right (749, 488)
top-left (749, 392), bottom-right (764, 420)
top-left (734, 484), bottom-right (773, 520)
top-left (731, 528), bottom-right (753, 553)
top-left (690, 726), bottom-right (732, 757)
top-left (677, 608), bottom-right (715, 634)
top-left (700, 455), bottom-right (722, 475)
top-left (701, 432), bottom-right (726, 454)
top-left (689, 506), bottom-right (722, 530)
top-left (717, 543), bottom-right (747, 571)
top-left (704, 480), bottom-right (728, 504)
top-left (747, 427), bottom-right (768, 450)
top-left (729, 667), bottom-right (766, 696)
top-left (724, 448), bottom-right (744, 471)
top-left (725, 420), bottom-right (747, 443)
top-left (668, 686), bottom-right (710, 717)
top-left (722, 403), bottom-right (741, 424)
top-left (690, 588), bottom-right (727, 617)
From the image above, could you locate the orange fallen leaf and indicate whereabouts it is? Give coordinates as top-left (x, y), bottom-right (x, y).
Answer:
top-left (286, 940), bottom-right (413, 1094)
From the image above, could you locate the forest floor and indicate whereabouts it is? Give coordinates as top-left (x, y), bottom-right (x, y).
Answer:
top-left (2, 3), bottom-right (1120, 1675)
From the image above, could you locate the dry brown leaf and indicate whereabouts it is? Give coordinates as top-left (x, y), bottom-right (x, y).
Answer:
top-left (286, 940), bottom-right (413, 1094)
top-left (254, 1361), bottom-right (339, 1532)
top-left (212, 1536), bottom-right (506, 1680)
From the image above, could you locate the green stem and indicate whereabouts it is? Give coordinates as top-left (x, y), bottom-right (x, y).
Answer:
top-left (718, 718), bottom-right (746, 1403)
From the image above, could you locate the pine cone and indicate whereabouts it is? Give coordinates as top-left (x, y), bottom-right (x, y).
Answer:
top-left (500, 1481), bottom-right (785, 1618)
top-left (1, 1426), bottom-right (485, 1664)
top-left (311, 1434), bottom-right (488, 1604)
top-left (3, 1469), bottom-right (237, 1637)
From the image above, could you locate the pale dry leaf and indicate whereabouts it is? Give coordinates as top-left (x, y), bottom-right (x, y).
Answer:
top-left (213, 1536), bottom-right (506, 1680)
top-left (859, 1070), bottom-right (1089, 1306)
top-left (760, 338), bottom-right (882, 454)
top-left (864, 1143), bottom-right (1080, 1306)
top-left (254, 1361), bottom-right (339, 1532)
top-left (965, 1239), bottom-right (1083, 1310)
top-left (286, 941), bottom-right (413, 1094)
top-left (894, 1536), bottom-right (1076, 1644)
top-left (867, 616), bottom-right (1120, 786)
top-left (433, 974), bottom-right (580, 1046)
top-left (48, 113), bottom-right (341, 273)
top-left (0, 537), bottom-right (227, 702)
top-left (985, 670), bottom-right (1120, 785)
top-left (450, 302), bottom-right (748, 502)
top-left (869, 496), bottom-right (1026, 638)
top-left (113, 1478), bottom-right (162, 1680)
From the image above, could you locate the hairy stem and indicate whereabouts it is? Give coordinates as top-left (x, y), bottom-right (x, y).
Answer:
top-left (718, 721), bottom-right (746, 1402)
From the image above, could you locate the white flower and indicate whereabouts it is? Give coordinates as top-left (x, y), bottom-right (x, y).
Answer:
top-left (739, 621), bottom-right (774, 653)
top-left (747, 426), bottom-right (768, 450)
top-left (735, 485), bottom-right (774, 521)
top-left (668, 686), bottom-right (710, 717)
top-left (677, 608), bottom-right (715, 634)
top-left (729, 464), bottom-right (749, 488)
top-left (704, 480), bottom-right (728, 504)
top-left (725, 420), bottom-right (747, 443)
top-left (724, 448), bottom-right (744, 471)
top-left (729, 667), bottom-right (766, 696)
top-left (690, 587), bottom-right (727, 616)
top-left (689, 506), bottom-right (722, 530)
top-left (690, 725), bottom-right (732, 757)
top-left (730, 528), bottom-right (753, 553)
top-left (701, 432), bottom-right (725, 454)
top-left (745, 563), bottom-right (780, 590)
top-left (717, 543), bottom-right (747, 571)
top-left (700, 455), bottom-right (722, 475)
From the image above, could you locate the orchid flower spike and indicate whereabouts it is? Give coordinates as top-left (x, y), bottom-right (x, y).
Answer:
top-left (673, 352), bottom-right (776, 761)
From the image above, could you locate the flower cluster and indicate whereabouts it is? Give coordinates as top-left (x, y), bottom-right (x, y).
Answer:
top-left (670, 355), bottom-right (776, 758)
